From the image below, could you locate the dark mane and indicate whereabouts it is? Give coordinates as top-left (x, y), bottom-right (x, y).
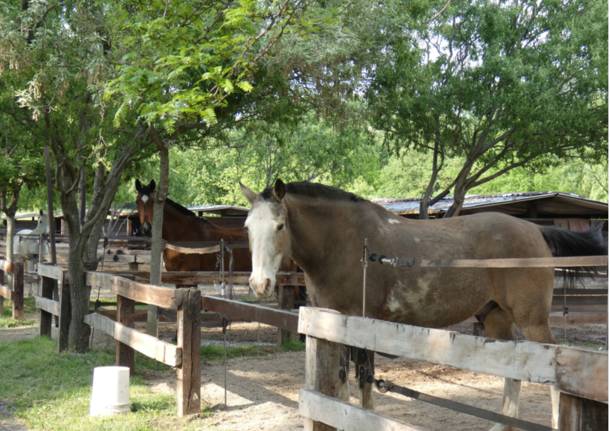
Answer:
top-left (262, 182), bottom-right (365, 202)
top-left (166, 198), bottom-right (199, 218)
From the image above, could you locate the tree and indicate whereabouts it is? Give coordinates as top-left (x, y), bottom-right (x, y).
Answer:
top-left (364, 0), bottom-right (607, 216)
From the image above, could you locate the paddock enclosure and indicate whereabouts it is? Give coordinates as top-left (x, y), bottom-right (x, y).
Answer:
top-left (0, 227), bottom-right (607, 429)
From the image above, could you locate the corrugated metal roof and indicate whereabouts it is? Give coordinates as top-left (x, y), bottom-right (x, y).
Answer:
top-left (375, 192), bottom-right (608, 217)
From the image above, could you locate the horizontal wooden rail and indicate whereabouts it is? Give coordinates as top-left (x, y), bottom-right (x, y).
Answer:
top-left (298, 308), bottom-right (607, 403)
top-left (84, 313), bottom-right (181, 367)
top-left (417, 255), bottom-right (608, 269)
top-left (165, 242), bottom-right (221, 255)
top-left (87, 272), bottom-right (181, 309)
top-left (35, 296), bottom-right (60, 316)
top-left (38, 264), bottom-right (65, 282)
top-left (203, 296), bottom-right (299, 333)
top-left (299, 389), bottom-right (419, 431)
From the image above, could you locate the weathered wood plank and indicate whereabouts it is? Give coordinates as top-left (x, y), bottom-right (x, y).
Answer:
top-left (37, 264), bottom-right (65, 282)
top-left (116, 296), bottom-right (135, 369)
top-left (304, 337), bottom-right (350, 431)
top-left (298, 307), bottom-right (608, 402)
top-left (203, 296), bottom-right (298, 332)
top-left (11, 262), bottom-right (24, 320)
top-left (165, 242), bottom-right (221, 255)
top-left (35, 296), bottom-right (60, 316)
top-left (87, 272), bottom-right (179, 309)
top-left (299, 389), bottom-right (420, 431)
top-left (57, 277), bottom-right (70, 352)
top-left (176, 288), bottom-right (201, 417)
top-left (417, 255), bottom-right (608, 269)
top-left (559, 392), bottom-right (608, 431)
top-left (84, 313), bottom-right (181, 367)
top-left (39, 277), bottom-right (55, 337)
top-left (278, 285), bottom-right (297, 344)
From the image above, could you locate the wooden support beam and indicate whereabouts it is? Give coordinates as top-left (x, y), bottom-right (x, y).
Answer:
top-left (303, 339), bottom-right (356, 431)
top-left (87, 271), bottom-right (180, 309)
top-left (57, 276), bottom-right (70, 352)
top-left (559, 392), bottom-right (608, 431)
top-left (84, 313), bottom-right (181, 367)
top-left (203, 296), bottom-right (298, 333)
top-left (39, 277), bottom-right (55, 338)
top-left (116, 296), bottom-right (135, 370)
top-left (11, 262), bottom-right (24, 319)
top-left (278, 285), bottom-right (296, 345)
top-left (176, 288), bottom-right (201, 417)
top-left (298, 307), bottom-right (608, 403)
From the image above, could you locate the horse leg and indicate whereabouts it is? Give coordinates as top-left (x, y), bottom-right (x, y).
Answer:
top-left (484, 307), bottom-right (521, 431)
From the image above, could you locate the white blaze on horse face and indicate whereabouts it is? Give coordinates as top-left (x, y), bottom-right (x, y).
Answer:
top-left (141, 194), bottom-right (149, 203)
top-left (245, 201), bottom-right (288, 297)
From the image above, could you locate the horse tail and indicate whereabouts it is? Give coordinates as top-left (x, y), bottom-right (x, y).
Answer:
top-left (540, 225), bottom-right (607, 257)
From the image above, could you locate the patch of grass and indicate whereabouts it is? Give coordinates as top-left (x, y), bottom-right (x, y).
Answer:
top-left (280, 339), bottom-right (305, 352)
top-left (0, 297), bottom-right (37, 328)
top-left (200, 343), bottom-right (276, 361)
top-left (0, 337), bottom-right (203, 431)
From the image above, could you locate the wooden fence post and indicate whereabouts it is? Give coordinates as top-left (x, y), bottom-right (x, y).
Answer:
top-left (176, 288), bottom-right (201, 416)
top-left (11, 261), bottom-right (24, 320)
top-left (278, 285), bottom-right (296, 345)
top-left (559, 392), bottom-right (608, 431)
top-left (57, 274), bottom-right (70, 352)
top-left (116, 295), bottom-right (135, 369)
top-left (39, 275), bottom-right (54, 338)
top-left (0, 268), bottom-right (4, 315)
top-left (304, 336), bottom-right (350, 431)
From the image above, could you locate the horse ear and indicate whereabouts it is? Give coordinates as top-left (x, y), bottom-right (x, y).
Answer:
top-left (239, 182), bottom-right (257, 204)
top-left (273, 179), bottom-right (286, 201)
top-left (135, 179), bottom-right (143, 193)
top-left (148, 180), bottom-right (156, 191)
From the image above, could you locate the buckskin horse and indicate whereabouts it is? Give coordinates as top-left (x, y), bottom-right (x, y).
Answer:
top-left (240, 179), bottom-right (606, 430)
top-left (135, 179), bottom-right (250, 271)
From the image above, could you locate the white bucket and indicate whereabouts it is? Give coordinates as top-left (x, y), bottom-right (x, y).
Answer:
top-left (89, 366), bottom-right (130, 417)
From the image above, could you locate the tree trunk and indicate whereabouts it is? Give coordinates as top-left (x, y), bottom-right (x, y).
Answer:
top-left (67, 238), bottom-right (90, 352)
top-left (444, 178), bottom-right (468, 218)
top-left (44, 145), bottom-right (57, 264)
top-left (147, 140), bottom-right (169, 336)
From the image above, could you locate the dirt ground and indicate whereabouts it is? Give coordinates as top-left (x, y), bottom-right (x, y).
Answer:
top-left (151, 320), bottom-right (605, 431)
top-left (1, 304), bottom-right (607, 431)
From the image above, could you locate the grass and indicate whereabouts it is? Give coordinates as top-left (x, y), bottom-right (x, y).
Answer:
top-left (0, 337), bottom-right (205, 431)
top-left (0, 297), bottom-right (36, 328)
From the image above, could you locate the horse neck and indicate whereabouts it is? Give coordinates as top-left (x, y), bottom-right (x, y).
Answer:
top-left (285, 195), bottom-right (370, 273)
top-left (162, 203), bottom-right (212, 241)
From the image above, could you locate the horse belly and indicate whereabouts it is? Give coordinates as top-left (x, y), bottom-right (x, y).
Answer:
top-left (381, 269), bottom-right (491, 328)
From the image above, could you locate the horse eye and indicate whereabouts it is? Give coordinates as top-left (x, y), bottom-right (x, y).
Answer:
top-left (277, 223), bottom-right (284, 231)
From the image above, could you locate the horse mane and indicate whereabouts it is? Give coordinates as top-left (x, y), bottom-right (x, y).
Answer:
top-left (166, 198), bottom-right (203, 220)
top-left (262, 181), bottom-right (365, 203)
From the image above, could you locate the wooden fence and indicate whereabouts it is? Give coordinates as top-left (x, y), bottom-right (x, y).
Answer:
top-left (36, 264), bottom-right (70, 351)
top-left (0, 259), bottom-right (24, 319)
top-left (85, 271), bottom-right (202, 416)
top-left (298, 307), bottom-right (608, 431)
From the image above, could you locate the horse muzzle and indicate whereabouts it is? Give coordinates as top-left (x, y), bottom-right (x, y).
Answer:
top-left (249, 275), bottom-right (274, 297)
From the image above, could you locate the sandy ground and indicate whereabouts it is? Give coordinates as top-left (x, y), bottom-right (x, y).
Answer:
top-left (148, 320), bottom-right (604, 431)
top-left (1, 305), bottom-right (606, 431)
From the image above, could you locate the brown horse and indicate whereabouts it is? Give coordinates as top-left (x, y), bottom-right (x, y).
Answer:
top-left (240, 179), bottom-right (605, 430)
top-left (135, 179), bottom-right (251, 271)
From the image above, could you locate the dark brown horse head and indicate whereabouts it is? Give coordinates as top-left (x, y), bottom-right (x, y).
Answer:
top-left (135, 179), bottom-right (156, 236)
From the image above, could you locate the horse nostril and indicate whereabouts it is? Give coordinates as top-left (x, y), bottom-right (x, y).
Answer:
top-left (264, 278), bottom-right (271, 291)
